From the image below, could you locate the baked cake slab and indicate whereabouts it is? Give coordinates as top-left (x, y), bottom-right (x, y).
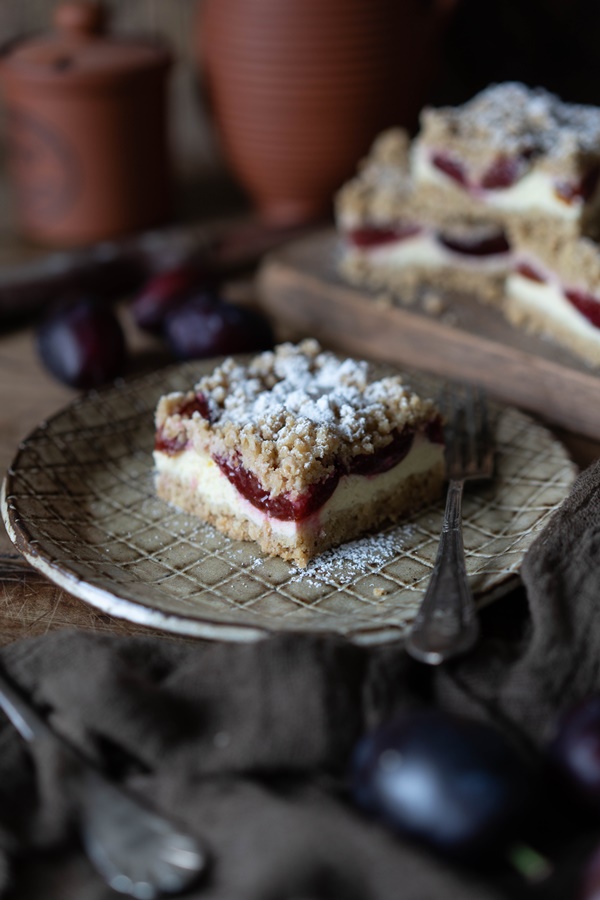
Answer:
top-left (335, 82), bottom-right (600, 367)
top-left (154, 341), bottom-right (445, 567)
top-left (336, 129), bottom-right (512, 306)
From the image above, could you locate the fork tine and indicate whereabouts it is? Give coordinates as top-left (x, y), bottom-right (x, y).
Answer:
top-left (440, 382), bottom-right (492, 481)
top-left (439, 382), bottom-right (460, 466)
top-left (469, 385), bottom-right (493, 474)
top-left (476, 387), bottom-right (491, 469)
top-left (464, 385), bottom-right (479, 472)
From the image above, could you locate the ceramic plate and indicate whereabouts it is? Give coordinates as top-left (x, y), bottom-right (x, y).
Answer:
top-left (1, 360), bottom-right (577, 644)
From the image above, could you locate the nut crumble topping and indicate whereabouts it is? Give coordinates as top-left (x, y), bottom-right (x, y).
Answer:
top-left (418, 82), bottom-right (600, 176)
top-left (156, 340), bottom-right (438, 496)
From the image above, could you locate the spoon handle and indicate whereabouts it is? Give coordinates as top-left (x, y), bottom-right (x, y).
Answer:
top-left (0, 667), bottom-right (207, 897)
top-left (0, 668), bottom-right (53, 743)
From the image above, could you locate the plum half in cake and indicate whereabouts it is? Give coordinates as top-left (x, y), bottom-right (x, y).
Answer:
top-left (154, 340), bottom-right (445, 567)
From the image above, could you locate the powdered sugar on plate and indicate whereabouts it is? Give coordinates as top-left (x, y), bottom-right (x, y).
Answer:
top-left (287, 524), bottom-right (415, 586)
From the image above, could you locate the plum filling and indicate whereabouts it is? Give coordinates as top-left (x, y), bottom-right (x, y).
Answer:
top-left (216, 457), bottom-right (341, 522)
top-left (347, 224), bottom-right (422, 249)
top-left (348, 222), bottom-right (510, 258)
top-left (438, 231), bottom-right (510, 257)
top-left (155, 392), bottom-right (212, 454)
top-left (425, 415), bottom-right (445, 446)
top-left (515, 262), bottom-right (600, 329)
top-left (155, 432), bottom-right (188, 455)
top-left (214, 424), bottom-right (439, 522)
top-left (432, 151), bottom-right (532, 193)
top-left (479, 154), bottom-right (524, 190)
top-left (564, 288), bottom-right (600, 328)
top-left (515, 262), bottom-right (547, 283)
top-left (178, 393), bottom-right (213, 421)
top-left (347, 428), bottom-right (414, 477)
top-left (433, 150), bottom-right (600, 208)
top-left (431, 153), bottom-right (469, 188)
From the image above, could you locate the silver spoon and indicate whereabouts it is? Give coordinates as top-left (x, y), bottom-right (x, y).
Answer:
top-left (0, 667), bottom-right (208, 898)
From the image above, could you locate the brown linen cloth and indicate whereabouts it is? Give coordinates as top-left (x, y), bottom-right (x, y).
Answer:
top-left (0, 461), bottom-right (600, 899)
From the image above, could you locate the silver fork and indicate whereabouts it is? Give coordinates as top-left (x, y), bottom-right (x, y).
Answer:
top-left (405, 384), bottom-right (495, 666)
top-left (0, 667), bottom-right (208, 898)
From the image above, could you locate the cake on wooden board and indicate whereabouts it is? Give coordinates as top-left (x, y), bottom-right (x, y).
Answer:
top-left (336, 83), bottom-right (600, 366)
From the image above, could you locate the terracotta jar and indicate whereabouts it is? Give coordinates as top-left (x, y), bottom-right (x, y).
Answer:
top-left (0, 1), bottom-right (172, 246)
top-left (197, 0), bottom-right (459, 225)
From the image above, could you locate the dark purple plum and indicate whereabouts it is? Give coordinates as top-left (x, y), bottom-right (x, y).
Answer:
top-left (438, 230), bottom-right (511, 257)
top-left (164, 296), bottom-right (274, 360)
top-left (37, 296), bottom-right (128, 389)
top-left (130, 266), bottom-right (211, 334)
top-left (581, 843), bottom-right (600, 900)
top-left (350, 710), bottom-right (535, 860)
top-left (549, 695), bottom-right (600, 808)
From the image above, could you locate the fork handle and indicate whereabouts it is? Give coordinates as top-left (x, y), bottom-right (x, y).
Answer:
top-left (405, 479), bottom-right (480, 665)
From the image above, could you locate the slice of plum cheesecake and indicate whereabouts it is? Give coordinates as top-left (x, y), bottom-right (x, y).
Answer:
top-left (412, 82), bottom-right (600, 240)
top-left (506, 220), bottom-right (600, 366)
top-left (154, 340), bottom-right (445, 567)
top-left (336, 128), bottom-right (513, 306)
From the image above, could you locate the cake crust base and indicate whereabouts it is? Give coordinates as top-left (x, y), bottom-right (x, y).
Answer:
top-left (341, 254), bottom-right (506, 307)
top-left (505, 297), bottom-right (600, 367)
top-left (155, 462), bottom-right (445, 568)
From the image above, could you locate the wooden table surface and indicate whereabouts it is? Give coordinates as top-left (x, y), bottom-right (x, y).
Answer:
top-left (1, 226), bottom-right (599, 651)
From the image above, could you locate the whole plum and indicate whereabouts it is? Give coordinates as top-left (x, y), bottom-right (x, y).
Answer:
top-left (130, 266), bottom-right (207, 334)
top-left (37, 296), bottom-right (128, 389)
top-left (549, 695), bottom-right (600, 807)
top-left (164, 296), bottom-right (274, 360)
top-left (350, 710), bottom-right (535, 860)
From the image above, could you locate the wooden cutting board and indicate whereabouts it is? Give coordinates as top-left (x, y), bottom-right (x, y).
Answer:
top-left (259, 228), bottom-right (600, 441)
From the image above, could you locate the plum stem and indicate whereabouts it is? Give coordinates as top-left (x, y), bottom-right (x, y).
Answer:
top-left (507, 842), bottom-right (553, 883)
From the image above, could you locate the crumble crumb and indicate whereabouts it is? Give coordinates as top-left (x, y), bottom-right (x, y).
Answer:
top-left (422, 290), bottom-right (445, 316)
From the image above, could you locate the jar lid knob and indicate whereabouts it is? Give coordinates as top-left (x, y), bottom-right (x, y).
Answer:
top-left (54, 1), bottom-right (107, 38)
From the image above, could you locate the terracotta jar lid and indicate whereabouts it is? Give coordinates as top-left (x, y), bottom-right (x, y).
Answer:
top-left (0, 0), bottom-right (171, 90)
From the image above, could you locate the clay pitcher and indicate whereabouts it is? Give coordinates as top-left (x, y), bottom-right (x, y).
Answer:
top-left (197, 0), bottom-right (459, 225)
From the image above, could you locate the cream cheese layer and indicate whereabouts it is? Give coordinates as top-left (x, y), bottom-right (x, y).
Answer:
top-left (507, 267), bottom-right (600, 344)
top-left (348, 229), bottom-right (511, 274)
top-left (154, 434), bottom-right (444, 539)
top-left (412, 146), bottom-right (584, 221)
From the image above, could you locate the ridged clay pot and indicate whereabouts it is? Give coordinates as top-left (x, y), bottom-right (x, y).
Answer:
top-left (197, 0), bottom-right (459, 225)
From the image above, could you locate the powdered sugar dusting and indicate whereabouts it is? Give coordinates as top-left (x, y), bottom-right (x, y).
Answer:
top-left (159, 340), bottom-right (436, 497)
top-left (425, 82), bottom-right (600, 160)
top-left (287, 524), bottom-right (415, 586)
